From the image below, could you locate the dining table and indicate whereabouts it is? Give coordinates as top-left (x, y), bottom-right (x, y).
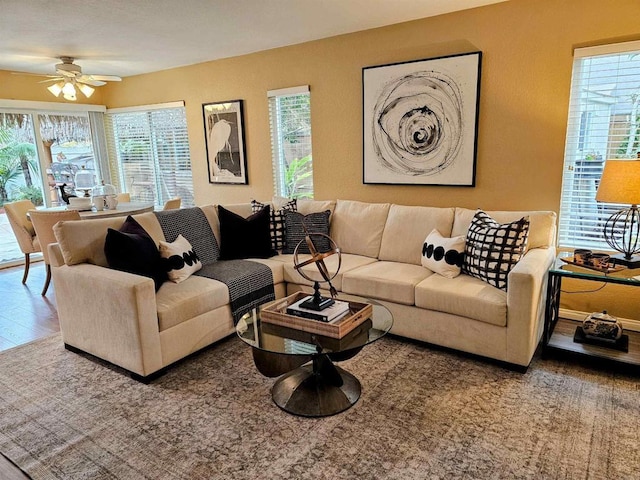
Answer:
top-left (33, 202), bottom-right (155, 220)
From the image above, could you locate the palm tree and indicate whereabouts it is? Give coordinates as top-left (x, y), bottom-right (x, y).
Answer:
top-left (0, 156), bottom-right (21, 203)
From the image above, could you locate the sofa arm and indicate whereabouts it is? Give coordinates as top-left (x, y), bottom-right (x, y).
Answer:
top-left (505, 246), bottom-right (556, 366)
top-left (52, 263), bottom-right (164, 377)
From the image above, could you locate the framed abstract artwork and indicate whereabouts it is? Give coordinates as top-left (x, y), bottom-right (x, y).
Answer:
top-left (203, 100), bottom-right (248, 184)
top-left (363, 51), bottom-right (482, 186)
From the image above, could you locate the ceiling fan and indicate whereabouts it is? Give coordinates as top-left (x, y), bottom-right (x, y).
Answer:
top-left (23, 57), bottom-right (122, 101)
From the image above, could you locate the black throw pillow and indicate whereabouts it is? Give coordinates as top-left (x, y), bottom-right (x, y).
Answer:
top-left (104, 216), bottom-right (168, 291)
top-left (218, 205), bottom-right (276, 260)
top-left (282, 210), bottom-right (331, 254)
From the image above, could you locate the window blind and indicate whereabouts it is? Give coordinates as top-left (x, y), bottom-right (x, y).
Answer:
top-left (558, 41), bottom-right (640, 249)
top-left (105, 105), bottom-right (194, 208)
top-left (268, 87), bottom-right (314, 199)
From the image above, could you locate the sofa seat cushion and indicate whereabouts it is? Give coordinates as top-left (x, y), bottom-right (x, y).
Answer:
top-left (283, 253), bottom-right (377, 291)
top-left (415, 274), bottom-right (507, 327)
top-left (244, 258), bottom-right (285, 284)
top-left (342, 261), bottom-right (432, 305)
top-left (156, 276), bottom-right (230, 331)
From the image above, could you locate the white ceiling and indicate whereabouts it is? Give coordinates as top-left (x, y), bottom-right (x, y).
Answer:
top-left (2, 0), bottom-right (506, 78)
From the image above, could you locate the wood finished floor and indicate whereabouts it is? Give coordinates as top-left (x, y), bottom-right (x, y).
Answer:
top-left (0, 261), bottom-right (59, 479)
top-left (0, 261), bottom-right (59, 352)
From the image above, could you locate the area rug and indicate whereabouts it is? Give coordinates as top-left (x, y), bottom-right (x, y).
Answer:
top-left (0, 335), bottom-right (638, 480)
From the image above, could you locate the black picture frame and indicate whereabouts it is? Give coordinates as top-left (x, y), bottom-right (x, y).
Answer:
top-left (362, 51), bottom-right (482, 186)
top-left (203, 99), bottom-right (248, 184)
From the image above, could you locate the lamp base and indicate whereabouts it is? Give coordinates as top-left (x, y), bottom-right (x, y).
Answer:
top-left (610, 253), bottom-right (640, 269)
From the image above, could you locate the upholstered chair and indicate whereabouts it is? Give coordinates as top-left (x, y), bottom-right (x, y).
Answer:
top-left (28, 210), bottom-right (81, 295)
top-left (162, 197), bottom-right (181, 210)
top-left (116, 192), bottom-right (131, 203)
top-left (4, 200), bottom-right (41, 283)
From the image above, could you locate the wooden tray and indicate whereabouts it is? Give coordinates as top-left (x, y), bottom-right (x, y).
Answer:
top-left (260, 292), bottom-right (373, 339)
top-left (560, 256), bottom-right (626, 274)
top-left (261, 318), bottom-right (373, 352)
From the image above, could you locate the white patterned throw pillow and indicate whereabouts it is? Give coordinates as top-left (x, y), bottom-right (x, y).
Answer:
top-left (251, 198), bottom-right (297, 252)
top-left (158, 234), bottom-right (202, 283)
top-left (462, 210), bottom-right (530, 291)
top-left (421, 229), bottom-right (465, 278)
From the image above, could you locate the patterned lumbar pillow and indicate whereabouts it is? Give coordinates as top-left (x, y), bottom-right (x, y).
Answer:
top-left (158, 234), bottom-right (202, 283)
top-left (421, 229), bottom-right (465, 278)
top-left (251, 198), bottom-right (297, 252)
top-left (282, 210), bottom-right (331, 254)
top-left (462, 210), bottom-right (530, 291)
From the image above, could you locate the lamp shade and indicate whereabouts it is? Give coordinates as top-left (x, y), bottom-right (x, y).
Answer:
top-left (595, 160), bottom-right (640, 205)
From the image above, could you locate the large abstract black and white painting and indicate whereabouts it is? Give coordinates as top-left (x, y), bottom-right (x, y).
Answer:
top-left (363, 52), bottom-right (481, 186)
top-left (203, 100), bottom-right (248, 184)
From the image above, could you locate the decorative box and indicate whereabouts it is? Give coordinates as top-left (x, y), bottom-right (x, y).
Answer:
top-left (582, 311), bottom-right (623, 341)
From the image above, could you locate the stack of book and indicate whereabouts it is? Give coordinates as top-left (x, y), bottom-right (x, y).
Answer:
top-left (286, 296), bottom-right (350, 323)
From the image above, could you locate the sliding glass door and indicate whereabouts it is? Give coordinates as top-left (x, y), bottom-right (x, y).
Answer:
top-left (0, 109), bottom-right (99, 265)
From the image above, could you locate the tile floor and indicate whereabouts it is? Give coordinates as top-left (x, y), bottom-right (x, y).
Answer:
top-left (0, 261), bottom-right (59, 352)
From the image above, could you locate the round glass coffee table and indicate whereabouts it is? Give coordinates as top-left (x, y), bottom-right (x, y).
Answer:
top-left (236, 297), bottom-right (393, 417)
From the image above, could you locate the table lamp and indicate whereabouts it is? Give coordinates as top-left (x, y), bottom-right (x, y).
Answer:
top-left (595, 159), bottom-right (640, 268)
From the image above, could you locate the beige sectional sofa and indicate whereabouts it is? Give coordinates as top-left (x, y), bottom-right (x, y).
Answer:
top-left (50, 199), bottom-right (556, 380)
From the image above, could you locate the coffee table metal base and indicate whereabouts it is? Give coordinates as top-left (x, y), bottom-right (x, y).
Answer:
top-left (271, 354), bottom-right (361, 417)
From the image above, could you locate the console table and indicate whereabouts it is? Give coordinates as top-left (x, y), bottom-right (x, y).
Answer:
top-left (543, 253), bottom-right (640, 372)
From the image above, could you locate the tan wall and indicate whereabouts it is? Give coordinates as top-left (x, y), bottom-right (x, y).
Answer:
top-left (2, 0), bottom-right (639, 320)
top-left (96, 0), bottom-right (640, 210)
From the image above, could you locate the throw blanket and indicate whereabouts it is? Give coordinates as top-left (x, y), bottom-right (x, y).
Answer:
top-left (155, 208), bottom-right (275, 323)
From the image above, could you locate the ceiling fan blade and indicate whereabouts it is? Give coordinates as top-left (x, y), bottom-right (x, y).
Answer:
top-left (84, 74), bottom-right (122, 82)
top-left (78, 78), bottom-right (106, 87)
top-left (38, 77), bottom-right (64, 83)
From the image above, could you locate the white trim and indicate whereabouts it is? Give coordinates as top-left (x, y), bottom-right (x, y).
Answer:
top-left (0, 98), bottom-right (106, 113)
top-left (574, 40), bottom-right (640, 58)
top-left (267, 85), bottom-right (309, 98)
top-left (106, 101), bottom-right (185, 114)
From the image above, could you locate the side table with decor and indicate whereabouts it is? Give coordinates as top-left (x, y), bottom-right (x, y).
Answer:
top-left (543, 252), bottom-right (640, 372)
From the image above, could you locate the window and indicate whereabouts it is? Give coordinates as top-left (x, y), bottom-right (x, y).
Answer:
top-left (105, 102), bottom-right (194, 208)
top-left (268, 86), bottom-right (313, 199)
top-left (559, 41), bottom-right (640, 249)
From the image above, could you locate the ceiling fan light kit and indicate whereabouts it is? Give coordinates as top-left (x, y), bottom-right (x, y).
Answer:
top-left (23, 56), bottom-right (121, 101)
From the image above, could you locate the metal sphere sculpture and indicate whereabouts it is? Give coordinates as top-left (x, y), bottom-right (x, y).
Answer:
top-left (293, 230), bottom-right (341, 311)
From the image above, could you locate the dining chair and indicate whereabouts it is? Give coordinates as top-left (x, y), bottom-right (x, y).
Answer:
top-left (4, 200), bottom-right (42, 284)
top-left (28, 209), bottom-right (81, 295)
top-left (163, 197), bottom-right (181, 210)
top-left (116, 192), bottom-right (131, 203)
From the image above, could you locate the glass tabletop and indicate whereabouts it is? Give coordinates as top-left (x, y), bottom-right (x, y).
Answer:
top-left (236, 296), bottom-right (393, 356)
top-left (551, 252), bottom-right (640, 287)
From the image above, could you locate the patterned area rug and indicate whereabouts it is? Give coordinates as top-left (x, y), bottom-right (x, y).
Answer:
top-left (0, 334), bottom-right (638, 479)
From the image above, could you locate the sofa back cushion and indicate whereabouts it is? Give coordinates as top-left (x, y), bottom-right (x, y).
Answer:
top-left (54, 217), bottom-right (127, 267)
top-left (451, 208), bottom-right (557, 250)
top-left (330, 200), bottom-right (390, 258)
top-left (297, 199), bottom-right (337, 216)
top-left (378, 205), bottom-right (455, 265)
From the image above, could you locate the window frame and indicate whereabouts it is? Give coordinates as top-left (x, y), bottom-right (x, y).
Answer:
top-left (267, 86), bottom-right (314, 199)
top-left (105, 101), bottom-right (194, 209)
top-left (558, 40), bottom-right (640, 250)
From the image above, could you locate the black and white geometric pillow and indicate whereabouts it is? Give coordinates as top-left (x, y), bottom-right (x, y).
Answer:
top-left (251, 199), bottom-right (297, 252)
top-left (158, 234), bottom-right (202, 283)
top-left (462, 210), bottom-right (530, 291)
top-left (421, 229), bottom-right (465, 278)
